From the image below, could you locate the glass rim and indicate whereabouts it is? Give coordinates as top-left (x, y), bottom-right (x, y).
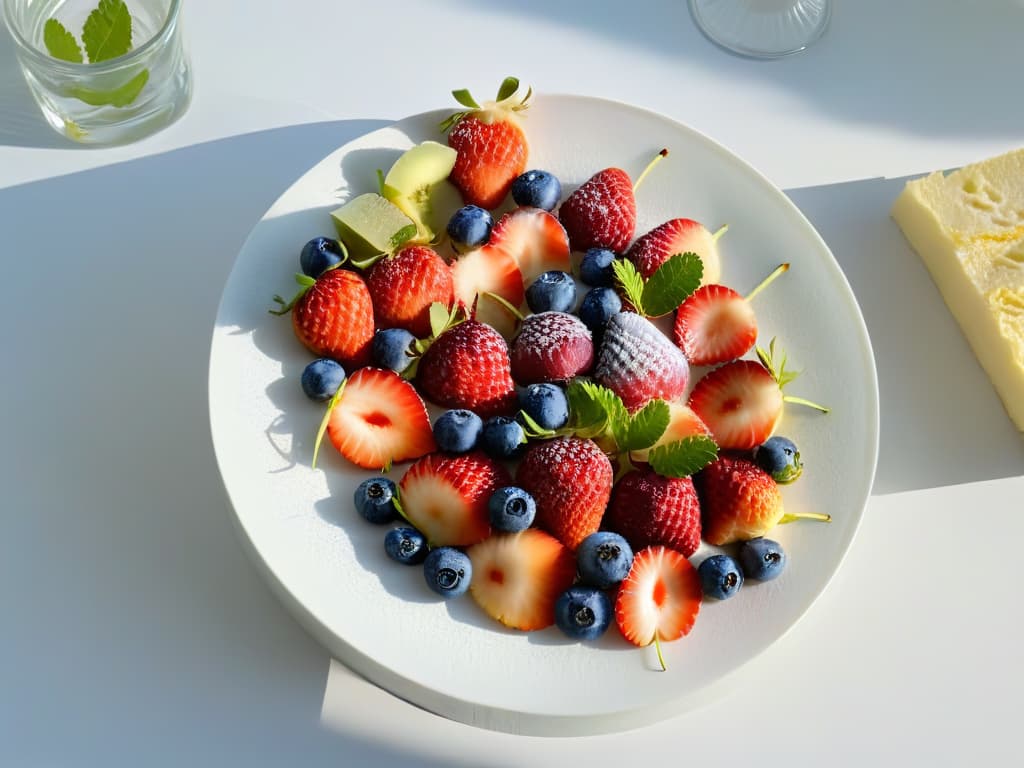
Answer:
top-left (2, 0), bottom-right (183, 74)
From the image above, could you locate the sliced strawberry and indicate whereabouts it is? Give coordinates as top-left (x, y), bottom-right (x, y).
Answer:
top-left (445, 79), bottom-right (530, 209)
top-left (631, 401), bottom-right (711, 464)
top-left (466, 529), bottom-right (577, 631)
top-left (673, 284), bottom-right (756, 366)
top-left (416, 319), bottom-right (517, 417)
top-left (615, 546), bottom-right (701, 652)
top-left (627, 218), bottom-right (723, 284)
top-left (687, 360), bottom-right (783, 450)
top-left (489, 207), bottom-right (571, 286)
top-left (450, 244), bottom-right (525, 339)
top-left (593, 311), bottom-right (689, 412)
top-left (398, 451), bottom-right (510, 547)
top-left (558, 167), bottom-right (636, 253)
top-left (605, 470), bottom-right (702, 557)
top-left (325, 367), bottom-right (435, 470)
top-left (515, 437), bottom-right (613, 550)
top-left (290, 268), bottom-right (375, 369)
top-left (509, 311), bottom-right (594, 385)
top-left (366, 245), bottom-right (453, 337)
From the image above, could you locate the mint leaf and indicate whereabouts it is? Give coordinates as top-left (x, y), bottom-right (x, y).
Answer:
top-left (82, 0), bottom-right (133, 63)
top-left (612, 259), bottom-right (646, 315)
top-left (566, 379), bottom-right (627, 440)
top-left (642, 252), bottom-right (704, 317)
top-left (648, 435), bottom-right (719, 478)
top-left (67, 68), bottom-right (148, 107)
top-left (621, 399), bottom-right (670, 452)
top-left (44, 19), bottom-right (84, 63)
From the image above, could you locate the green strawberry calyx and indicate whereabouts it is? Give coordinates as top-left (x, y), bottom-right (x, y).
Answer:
top-left (440, 76), bottom-right (531, 132)
top-left (757, 337), bottom-right (831, 413)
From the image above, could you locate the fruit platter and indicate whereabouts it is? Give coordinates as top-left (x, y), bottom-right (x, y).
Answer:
top-left (208, 81), bottom-right (879, 735)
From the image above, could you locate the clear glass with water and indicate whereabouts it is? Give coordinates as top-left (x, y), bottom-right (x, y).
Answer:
top-left (689, 0), bottom-right (831, 58)
top-left (2, 0), bottom-right (191, 144)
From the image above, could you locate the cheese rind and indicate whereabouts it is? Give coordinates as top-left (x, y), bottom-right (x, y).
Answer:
top-left (891, 148), bottom-right (1024, 431)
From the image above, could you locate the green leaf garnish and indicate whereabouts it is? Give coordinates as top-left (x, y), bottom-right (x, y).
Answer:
top-left (495, 76), bottom-right (520, 102)
top-left (66, 68), bottom-right (148, 107)
top-left (451, 89), bottom-right (480, 110)
top-left (647, 435), bottom-right (719, 478)
top-left (621, 399), bottom-right (670, 452)
top-left (612, 258), bottom-right (646, 315)
top-left (642, 252), bottom-right (703, 317)
top-left (518, 409), bottom-right (557, 439)
top-left (82, 0), bottom-right (133, 63)
top-left (44, 19), bottom-right (84, 62)
top-left (566, 379), bottom-right (628, 441)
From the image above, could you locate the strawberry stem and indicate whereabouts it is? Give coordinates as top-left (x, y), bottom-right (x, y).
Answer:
top-left (480, 291), bottom-right (525, 322)
top-left (269, 273), bottom-right (317, 316)
top-left (782, 394), bottom-right (831, 413)
top-left (711, 224), bottom-right (728, 243)
top-left (779, 511), bottom-right (832, 524)
top-left (312, 378), bottom-right (347, 469)
top-left (632, 148), bottom-right (669, 194)
top-left (745, 263), bottom-right (789, 303)
top-left (653, 632), bottom-right (667, 671)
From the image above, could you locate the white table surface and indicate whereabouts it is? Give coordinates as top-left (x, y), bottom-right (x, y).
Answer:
top-left (2, 0), bottom-right (1022, 764)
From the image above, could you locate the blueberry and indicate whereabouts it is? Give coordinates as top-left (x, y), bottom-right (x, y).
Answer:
top-left (576, 532), bottom-right (634, 589)
top-left (698, 554), bottom-right (744, 600)
top-left (423, 547), bottom-right (472, 598)
top-left (511, 170), bottom-right (562, 211)
top-left (371, 328), bottom-right (416, 373)
top-left (353, 477), bottom-right (398, 524)
top-left (447, 205), bottom-right (494, 252)
top-left (518, 383), bottom-right (569, 430)
top-left (554, 587), bottom-right (613, 640)
top-left (579, 248), bottom-right (617, 287)
top-left (384, 526), bottom-right (429, 565)
top-left (300, 236), bottom-right (346, 277)
top-left (300, 358), bottom-right (346, 401)
top-left (433, 409), bottom-right (483, 453)
top-left (738, 538), bottom-right (787, 581)
top-left (578, 287), bottom-right (622, 332)
top-left (488, 486), bottom-right (536, 532)
top-left (525, 270), bottom-right (576, 314)
top-left (480, 416), bottom-right (526, 459)
top-left (753, 436), bottom-right (803, 484)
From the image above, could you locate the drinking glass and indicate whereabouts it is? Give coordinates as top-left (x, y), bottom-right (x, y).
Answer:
top-left (688, 0), bottom-right (831, 58)
top-left (2, 0), bottom-right (191, 144)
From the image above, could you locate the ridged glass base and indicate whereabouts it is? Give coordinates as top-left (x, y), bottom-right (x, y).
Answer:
top-left (689, 0), bottom-right (831, 59)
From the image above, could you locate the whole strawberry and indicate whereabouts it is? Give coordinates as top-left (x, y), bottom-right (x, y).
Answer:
top-left (515, 437), bottom-right (613, 550)
top-left (510, 311), bottom-right (594, 384)
top-left (366, 245), bottom-right (453, 337)
top-left (558, 167), bottom-right (636, 253)
top-left (605, 469), bottom-right (701, 557)
top-left (443, 77), bottom-right (530, 210)
top-left (273, 268), bottom-right (375, 370)
top-left (697, 455), bottom-right (829, 545)
top-left (416, 319), bottom-right (517, 417)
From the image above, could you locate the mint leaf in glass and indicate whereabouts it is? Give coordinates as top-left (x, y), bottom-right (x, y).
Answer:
top-left (83, 0), bottom-right (134, 63)
top-left (44, 19), bottom-right (84, 63)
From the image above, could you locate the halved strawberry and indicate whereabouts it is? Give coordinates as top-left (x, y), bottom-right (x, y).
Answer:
top-left (325, 367), bottom-right (435, 469)
top-left (444, 78), bottom-right (530, 209)
top-left (416, 319), bottom-right (517, 417)
top-left (630, 401), bottom-right (711, 464)
top-left (398, 451), bottom-right (510, 547)
top-left (559, 167), bottom-right (636, 253)
top-left (466, 529), bottom-right (577, 631)
top-left (593, 311), bottom-right (689, 412)
top-left (615, 546), bottom-right (702, 663)
top-left (673, 284), bottom-right (756, 366)
top-left (687, 360), bottom-right (783, 451)
top-left (627, 218), bottom-right (725, 284)
top-left (366, 245), bottom-right (453, 337)
top-left (515, 436), bottom-right (613, 550)
top-left (509, 311), bottom-right (594, 384)
top-left (450, 244), bottom-right (525, 339)
top-left (282, 268), bottom-right (375, 370)
top-left (489, 207), bottom-right (571, 286)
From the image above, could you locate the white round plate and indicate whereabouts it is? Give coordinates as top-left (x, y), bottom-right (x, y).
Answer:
top-left (208, 94), bottom-right (879, 736)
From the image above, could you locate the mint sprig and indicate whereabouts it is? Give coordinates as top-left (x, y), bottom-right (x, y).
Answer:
top-left (648, 436), bottom-right (719, 478)
top-left (619, 399), bottom-right (670, 452)
top-left (612, 253), bottom-right (703, 318)
top-left (42, 0), bottom-right (149, 109)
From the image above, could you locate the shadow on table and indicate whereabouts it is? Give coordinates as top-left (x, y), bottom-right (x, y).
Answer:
top-left (786, 176), bottom-right (1024, 496)
top-left (0, 120), bottom-right (464, 767)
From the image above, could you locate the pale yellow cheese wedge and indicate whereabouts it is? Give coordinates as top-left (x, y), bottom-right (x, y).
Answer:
top-left (891, 148), bottom-right (1024, 431)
